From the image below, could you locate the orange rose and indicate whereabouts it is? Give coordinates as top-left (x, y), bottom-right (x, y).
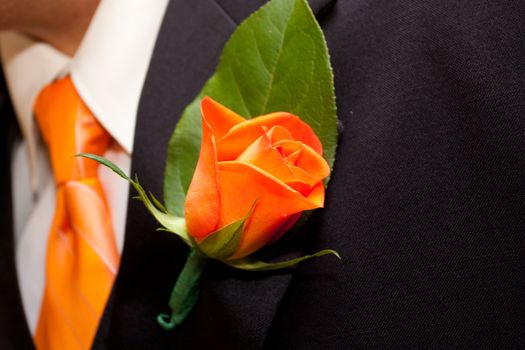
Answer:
top-left (185, 97), bottom-right (330, 259)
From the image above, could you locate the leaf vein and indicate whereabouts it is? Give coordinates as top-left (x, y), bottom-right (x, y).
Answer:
top-left (260, 1), bottom-right (296, 114)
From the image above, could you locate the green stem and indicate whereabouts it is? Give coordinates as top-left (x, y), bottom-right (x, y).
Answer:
top-left (157, 249), bottom-right (208, 330)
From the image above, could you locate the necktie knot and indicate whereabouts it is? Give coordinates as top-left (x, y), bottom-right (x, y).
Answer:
top-left (34, 77), bottom-right (111, 185)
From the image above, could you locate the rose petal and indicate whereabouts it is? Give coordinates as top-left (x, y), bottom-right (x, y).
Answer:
top-left (305, 181), bottom-right (325, 208)
top-left (201, 97), bottom-right (246, 139)
top-left (274, 140), bottom-right (302, 158)
top-left (287, 165), bottom-right (319, 187)
top-left (217, 161), bottom-right (324, 258)
top-left (184, 114), bottom-right (221, 240)
top-left (275, 140), bottom-right (330, 182)
top-left (236, 132), bottom-right (299, 185)
top-left (286, 181), bottom-right (313, 196)
top-left (267, 125), bottom-right (294, 143)
top-left (267, 212), bottom-right (303, 245)
top-left (284, 147), bottom-right (303, 164)
top-left (236, 130), bottom-right (324, 191)
top-left (216, 112), bottom-right (323, 160)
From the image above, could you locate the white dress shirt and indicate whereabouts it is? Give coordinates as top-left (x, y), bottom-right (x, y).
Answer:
top-left (0, 0), bottom-right (169, 334)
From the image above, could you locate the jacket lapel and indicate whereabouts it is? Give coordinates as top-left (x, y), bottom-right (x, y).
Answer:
top-left (0, 71), bottom-right (34, 349)
top-left (96, 0), bottom-right (334, 348)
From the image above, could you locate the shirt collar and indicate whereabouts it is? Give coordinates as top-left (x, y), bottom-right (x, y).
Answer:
top-left (0, 0), bottom-right (168, 186)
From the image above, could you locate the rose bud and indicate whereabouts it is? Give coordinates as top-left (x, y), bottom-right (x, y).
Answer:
top-left (185, 97), bottom-right (330, 260)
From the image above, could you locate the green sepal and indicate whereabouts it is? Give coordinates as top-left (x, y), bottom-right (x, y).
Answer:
top-left (149, 191), bottom-right (168, 213)
top-left (195, 201), bottom-right (257, 260)
top-left (76, 153), bottom-right (192, 246)
top-left (195, 218), bottom-right (244, 260)
top-left (225, 249), bottom-right (340, 271)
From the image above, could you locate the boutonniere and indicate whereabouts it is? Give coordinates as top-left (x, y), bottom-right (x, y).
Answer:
top-left (81, 0), bottom-right (340, 330)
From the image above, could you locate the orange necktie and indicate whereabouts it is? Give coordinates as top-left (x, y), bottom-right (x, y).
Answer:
top-left (33, 77), bottom-right (120, 350)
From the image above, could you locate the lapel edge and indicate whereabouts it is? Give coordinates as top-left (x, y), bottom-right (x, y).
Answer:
top-left (209, 0), bottom-right (337, 25)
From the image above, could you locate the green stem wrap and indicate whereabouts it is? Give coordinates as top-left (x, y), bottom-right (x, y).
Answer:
top-left (157, 249), bottom-right (208, 330)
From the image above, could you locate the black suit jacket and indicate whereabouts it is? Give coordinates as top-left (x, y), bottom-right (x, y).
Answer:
top-left (1, 0), bottom-right (524, 348)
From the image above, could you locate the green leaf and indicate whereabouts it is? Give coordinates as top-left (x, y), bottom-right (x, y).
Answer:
top-left (77, 153), bottom-right (192, 246)
top-left (225, 249), bottom-right (340, 271)
top-left (78, 153), bottom-right (131, 182)
top-left (196, 201), bottom-right (257, 260)
top-left (164, 0), bottom-right (338, 216)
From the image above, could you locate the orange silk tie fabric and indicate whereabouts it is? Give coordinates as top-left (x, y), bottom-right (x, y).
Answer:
top-left (33, 77), bottom-right (120, 350)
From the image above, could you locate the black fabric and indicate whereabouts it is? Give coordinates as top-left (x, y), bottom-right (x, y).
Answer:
top-left (215, 0), bottom-right (335, 24)
top-left (263, 0), bottom-right (525, 349)
top-left (0, 68), bottom-right (34, 349)
top-left (95, 0), bottom-right (332, 348)
top-left (1, 0), bottom-right (524, 349)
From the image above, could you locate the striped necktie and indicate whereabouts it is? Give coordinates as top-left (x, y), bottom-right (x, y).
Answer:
top-left (33, 76), bottom-right (120, 350)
